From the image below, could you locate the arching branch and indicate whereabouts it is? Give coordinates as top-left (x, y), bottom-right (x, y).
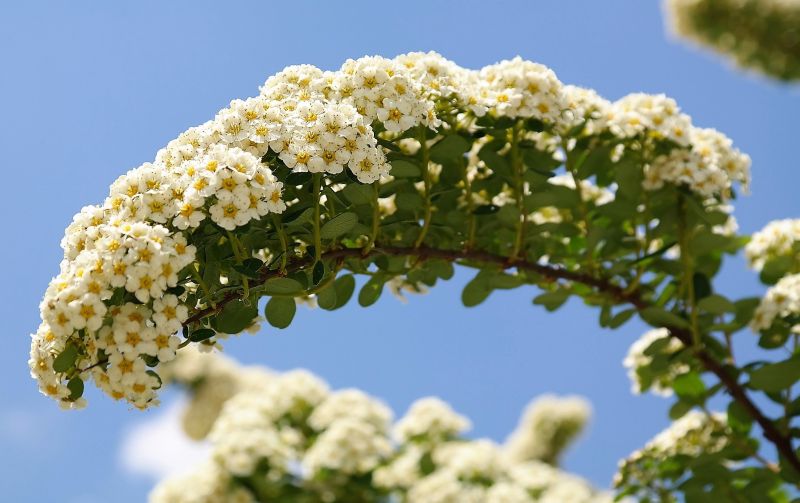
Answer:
top-left (182, 244), bottom-right (800, 474)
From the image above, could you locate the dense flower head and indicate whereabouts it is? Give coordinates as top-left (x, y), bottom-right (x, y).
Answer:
top-left (479, 57), bottom-right (566, 122)
top-left (31, 52), bottom-right (752, 410)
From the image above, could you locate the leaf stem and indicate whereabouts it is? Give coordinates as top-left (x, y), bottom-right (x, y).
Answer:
top-left (414, 126), bottom-right (432, 249)
top-left (510, 120), bottom-right (525, 261)
top-left (366, 182), bottom-right (380, 254)
top-left (190, 265), bottom-right (216, 309)
top-left (226, 230), bottom-right (249, 299)
top-left (312, 173), bottom-right (323, 262)
top-left (676, 193), bottom-right (700, 347)
top-left (565, 139), bottom-right (594, 272)
top-left (270, 214), bottom-right (289, 274)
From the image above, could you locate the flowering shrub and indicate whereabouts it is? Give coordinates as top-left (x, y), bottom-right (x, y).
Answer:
top-left (152, 349), bottom-right (605, 503)
top-left (664, 0), bottom-right (800, 81)
top-left (27, 52), bottom-right (800, 497)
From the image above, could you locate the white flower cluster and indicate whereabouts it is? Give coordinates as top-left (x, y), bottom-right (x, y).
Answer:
top-left (751, 273), bottom-right (800, 333)
top-left (31, 51), bottom-right (752, 410)
top-left (644, 411), bottom-right (728, 457)
top-left (665, 0), bottom-right (800, 81)
top-left (150, 461), bottom-right (255, 503)
top-left (479, 57), bottom-right (566, 122)
top-left (745, 219), bottom-right (800, 271)
top-left (623, 328), bottom-right (689, 397)
top-left (615, 410), bottom-right (729, 490)
top-left (505, 395), bottom-right (591, 465)
top-left (152, 351), bottom-right (612, 503)
top-left (560, 85), bottom-right (612, 135)
top-left (606, 93), bottom-right (692, 145)
top-left (30, 143), bottom-right (284, 409)
top-left (394, 396), bottom-right (472, 442)
top-left (642, 126), bottom-right (751, 198)
top-left (159, 347), bottom-right (274, 439)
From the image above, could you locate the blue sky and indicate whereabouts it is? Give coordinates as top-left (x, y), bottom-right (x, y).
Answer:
top-left (1, 1), bottom-right (799, 501)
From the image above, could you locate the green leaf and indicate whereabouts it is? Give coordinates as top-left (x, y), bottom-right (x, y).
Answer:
top-left (462, 277), bottom-right (490, 307)
top-left (341, 184), bottom-right (374, 206)
top-left (669, 400), bottom-right (693, 420)
top-left (389, 159), bottom-right (421, 178)
top-left (67, 377), bottom-right (84, 401)
top-left (692, 272), bottom-right (712, 300)
top-left (533, 290), bottom-right (570, 312)
top-left (428, 260), bottom-right (454, 280)
top-left (147, 370), bottom-right (162, 390)
top-left (429, 135), bottom-right (470, 165)
top-left (265, 296), bottom-right (296, 329)
top-left (358, 276), bottom-right (385, 307)
top-left (760, 256), bottom-right (794, 285)
top-left (748, 357), bottom-right (800, 393)
top-left (727, 401), bottom-right (753, 434)
top-left (734, 297), bottom-right (761, 325)
top-left (473, 204), bottom-right (499, 215)
top-left (639, 307), bottom-right (690, 330)
top-left (317, 283), bottom-right (337, 310)
top-left (320, 212), bottom-right (358, 240)
top-left (395, 192), bottom-right (424, 212)
top-left (333, 274), bottom-right (356, 309)
top-left (478, 148), bottom-right (510, 174)
top-left (53, 343), bottom-right (79, 373)
top-left (232, 258), bottom-right (263, 279)
top-left (608, 308), bottom-right (636, 328)
top-left (286, 171), bottom-right (311, 185)
top-left (189, 328), bottom-right (216, 342)
top-left (313, 261), bottom-right (325, 285)
top-left (697, 294), bottom-right (736, 315)
top-left (263, 277), bottom-right (304, 296)
top-left (213, 299), bottom-right (258, 334)
top-left (673, 372), bottom-right (706, 401)
top-left (575, 144), bottom-right (613, 179)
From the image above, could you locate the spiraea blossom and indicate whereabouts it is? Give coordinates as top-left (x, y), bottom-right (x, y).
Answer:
top-left (504, 395), bottom-right (591, 465)
top-left (30, 52), bottom-right (752, 411)
top-left (745, 219), bottom-right (800, 271)
top-left (751, 273), bottom-right (800, 334)
top-left (151, 351), bottom-right (613, 503)
top-left (30, 145), bottom-right (284, 410)
top-left (623, 328), bottom-right (689, 397)
top-left (614, 411), bottom-right (730, 498)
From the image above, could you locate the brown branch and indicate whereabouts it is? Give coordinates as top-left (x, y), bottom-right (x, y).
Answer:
top-left (180, 245), bottom-right (800, 475)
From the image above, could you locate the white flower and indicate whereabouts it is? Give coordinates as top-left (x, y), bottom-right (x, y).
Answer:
top-left (504, 395), bottom-right (591, 464)
top-left (751, 273), bottom-right (800, 333)
top-left (623, 328), bottom-right (688, 396)
top-left (745, 219), bottom-right (800, 271)
top-left (395, 397), bottom-right (471, 442)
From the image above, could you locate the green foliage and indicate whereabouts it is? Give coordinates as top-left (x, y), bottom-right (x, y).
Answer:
top-left (265, 297), bottom-right (297, 329)
top-left (748, 357), bottom-right (800, 393)
top-left (213, 299), bottom-right (259, 334)
top-left (53, 343), bottom-right (79, 373)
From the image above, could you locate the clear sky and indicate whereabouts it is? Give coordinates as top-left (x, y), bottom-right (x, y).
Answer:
top-left (1, 1), bottom-right (799, 501)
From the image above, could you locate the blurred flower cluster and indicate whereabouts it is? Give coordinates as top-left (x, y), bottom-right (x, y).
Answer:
top-left (151, 348), bottom-right (607, 503)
